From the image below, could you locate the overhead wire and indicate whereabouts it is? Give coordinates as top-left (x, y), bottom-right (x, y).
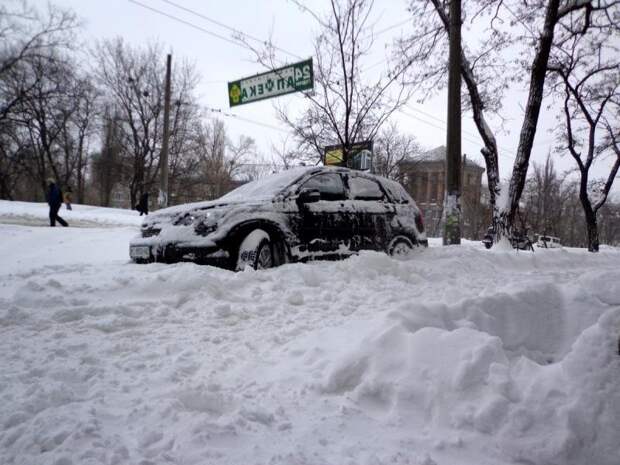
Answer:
top-left (403, 104), bottom-right (555, 160)
top-left (397, 109), bottom-right (485, 154)
top-left (127, 0), bottom-right (255, 52)
top-left (371, 18), bottom-right (411, 38)
top-left (161, 0), bottom-right (304, 60)
top-left (205, 107), bottom-right (290, 133)
top-left (403, 105), bottom-right (513, 158)
top-left (159, 0), bottom-right (403, 76)
top-left (397, 108), bottom-right (512, 163)
top-left (130, 0), bottom-right (404, 82)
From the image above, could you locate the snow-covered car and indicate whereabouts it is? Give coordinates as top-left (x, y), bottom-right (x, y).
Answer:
top-left (129, 166), bottom-right (428, 269)
top-left (536, 235), bottom-right (562, 248)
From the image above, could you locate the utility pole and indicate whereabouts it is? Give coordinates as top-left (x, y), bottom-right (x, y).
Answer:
top-left (158, 53), bottom-right (172, 208)
top-left (443, 0), bottom-right (462, 245)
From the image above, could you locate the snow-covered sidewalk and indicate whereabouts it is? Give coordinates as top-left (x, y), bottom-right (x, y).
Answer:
top-left (0, 200), bottom-right (143, 228)
top-left (0, 211), bottom-right (619, 465)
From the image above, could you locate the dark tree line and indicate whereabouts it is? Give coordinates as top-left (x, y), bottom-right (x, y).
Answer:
top-left (0, 2), bottom-right (257, 208)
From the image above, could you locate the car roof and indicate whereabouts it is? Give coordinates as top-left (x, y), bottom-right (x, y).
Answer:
top-left (151, 165), bottom-right (413, 217)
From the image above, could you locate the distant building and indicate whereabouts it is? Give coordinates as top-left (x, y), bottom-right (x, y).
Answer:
top-left (398, 146), bottom-right (487, 238)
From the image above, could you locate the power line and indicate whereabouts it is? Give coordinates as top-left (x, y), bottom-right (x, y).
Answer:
top-left (161, 0), bottom-right (303, 60)
top-left (205, 107), bottom-right (290, 133)
top-left (128, 0), bottom-right (258, 54)
top-left (402, 105), bottom-right (528, 161)
top-left (397, 108), bottom-right (508, 162)
top-left (368, 18), bottom-right (411, 39)
top-left (139, 0), bottom-right (407, 86)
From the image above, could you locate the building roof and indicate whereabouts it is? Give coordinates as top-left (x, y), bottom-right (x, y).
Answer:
top-left (405, 146), bottom-right (485, 172)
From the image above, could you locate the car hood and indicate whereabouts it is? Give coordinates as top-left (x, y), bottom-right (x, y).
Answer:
top-left (141, 198), bottom-right (268, 228)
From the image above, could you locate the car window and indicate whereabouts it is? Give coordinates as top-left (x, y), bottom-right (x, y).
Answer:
top-left (349, 176), bottom-right (385, 201)
top-left (300, 173), bottom-right (345, 200)
top-left (381, 178), bottom-right (412, 204)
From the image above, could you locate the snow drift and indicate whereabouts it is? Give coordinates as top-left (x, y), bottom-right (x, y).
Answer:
top-left (0, 204), bottom-right (619, 465)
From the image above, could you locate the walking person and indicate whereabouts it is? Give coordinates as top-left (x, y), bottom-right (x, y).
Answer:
top-left (63, 186), bottom-right (73, 211)
top-left (136, 191), bottom-right (149, 216)
top-left (46, 178), bottom-right (68, 227)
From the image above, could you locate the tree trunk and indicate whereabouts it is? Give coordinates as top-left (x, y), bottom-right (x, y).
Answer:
top-left (584, 208), bottom-right (599, 252)
top-left (503, 0), bottom-right (560, 235)
top-left (76, 134), bottom-right (85, 204)
top-left (581, 194), bottom-right (599, 252)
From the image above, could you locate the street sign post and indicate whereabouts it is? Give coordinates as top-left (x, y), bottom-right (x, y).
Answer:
top-left (228, 59), bottom-right (313, 107)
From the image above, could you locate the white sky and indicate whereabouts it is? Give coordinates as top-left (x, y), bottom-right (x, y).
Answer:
top-left (46, 0), bottom-right (617, 191)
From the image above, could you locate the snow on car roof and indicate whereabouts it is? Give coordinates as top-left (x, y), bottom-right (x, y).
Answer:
top-left (150, 166), bottom-right (413, 218)
top-left (219, 166), bottom-right (319, 202)
top-left (150, 166), bottom-right (320, 217)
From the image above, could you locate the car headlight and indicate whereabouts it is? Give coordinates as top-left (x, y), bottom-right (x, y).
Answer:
top-left (193, 209), bottom-right (226, 235)
top-left (194, 221), bottom-right (217, 236)
top-left (174, 213), bottom-right (196, 226)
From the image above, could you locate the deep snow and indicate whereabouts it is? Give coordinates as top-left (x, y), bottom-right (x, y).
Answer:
top-left (0, 200), bottom-right (619, 465)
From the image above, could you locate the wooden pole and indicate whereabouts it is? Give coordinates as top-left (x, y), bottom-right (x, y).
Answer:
top-left (443, 0), bottom-right (462, 245)
top-left (158, 53), bottom-right (172, 208)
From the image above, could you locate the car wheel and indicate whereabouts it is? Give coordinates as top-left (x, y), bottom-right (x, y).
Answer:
top-left (388, 236), bottom-right (415, 259)
top-left (236, 229), bottom-right (273, 271)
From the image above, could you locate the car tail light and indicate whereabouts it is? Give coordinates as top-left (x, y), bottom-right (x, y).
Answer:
top-left (415, 211), bottom-right (425, 233)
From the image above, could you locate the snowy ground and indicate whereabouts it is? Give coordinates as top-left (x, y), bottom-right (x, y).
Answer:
top-left (0, 200), bottom-right (619, 465)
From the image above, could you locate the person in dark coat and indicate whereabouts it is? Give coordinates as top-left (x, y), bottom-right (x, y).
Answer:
top-left (46, 178), bottom-right (68, 227)
top-left (136, 192), bottom-right (149, 216)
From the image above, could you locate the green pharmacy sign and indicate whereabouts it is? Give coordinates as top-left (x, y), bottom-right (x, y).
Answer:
top-left (228, 59), bottom-right (313, 107)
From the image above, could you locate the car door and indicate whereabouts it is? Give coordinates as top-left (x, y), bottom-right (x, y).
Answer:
top-left (295, 172), bottom-right (357, 257)
top-left (347, 174), bottom-right (395, 251)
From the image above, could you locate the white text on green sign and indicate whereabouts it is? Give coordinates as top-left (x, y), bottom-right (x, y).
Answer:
top-left (228, 59), bottom-right (313, 107)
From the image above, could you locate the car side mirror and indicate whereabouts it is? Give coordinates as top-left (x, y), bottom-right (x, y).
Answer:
top-left (298, 188), bottom-right (321, 203)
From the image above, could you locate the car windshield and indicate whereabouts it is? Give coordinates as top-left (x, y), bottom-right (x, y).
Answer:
top-left (219, 167), bottom-right (315, 202)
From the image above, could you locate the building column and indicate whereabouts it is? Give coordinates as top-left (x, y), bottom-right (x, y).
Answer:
top-left (424, 172), bottom-right (431, 202)
top-left (437, 178), bottom-right (444, 204)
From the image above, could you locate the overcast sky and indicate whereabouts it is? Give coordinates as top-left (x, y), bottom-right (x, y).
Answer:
top-left (45, 0), bottom-right (617, 190)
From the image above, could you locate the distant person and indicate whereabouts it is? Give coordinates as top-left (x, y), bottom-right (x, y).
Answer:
top-left (46, 178), bottom-right (68, 227)
top-left (136, 192), bottom-right (149, 216)
top-left (63, 186), bottom-right (73, 211)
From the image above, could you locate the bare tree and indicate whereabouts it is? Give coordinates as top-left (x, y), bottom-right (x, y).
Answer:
top-left (400, 0), bottom-right (618, 241)
top-left (92, 38), bottom-right (202, 207)
top-left (373, 122), bottom-right (422, 180)
top-left (548, 22), bottom-right (620, 251)
top-left (243, 0), bottom-right (412, 162)
top-left (522, 153), bottom-right (572, 238)
top-left (166, 88), bottom-right (203, 205)
top-left (57, 74), bottom-right (98, 203)
top-left (91, 107), bottom-right (123, 206)
top-left (0, 122), bottom-right (29, 199)
top-left (270, 135), bottom-right (316, 169)
top-left (192, 119), bottom-right (255, 200)
top-left (0, 1), bottom-right (79, 121)
top-left (3, 49), bottom-right (85, 195)
top-left (0, 1), bottom-right (80, 199)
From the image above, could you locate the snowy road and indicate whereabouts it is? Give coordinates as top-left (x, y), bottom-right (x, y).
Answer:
top-left (0, 203), bottom-right (619, 465)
